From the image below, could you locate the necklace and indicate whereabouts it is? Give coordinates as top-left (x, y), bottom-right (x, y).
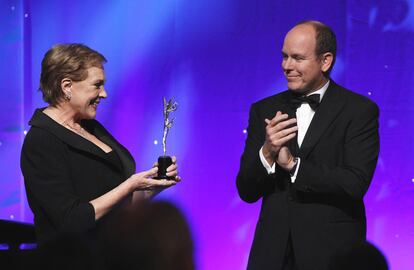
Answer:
top-left (63, 121), bottom-right (88, 138)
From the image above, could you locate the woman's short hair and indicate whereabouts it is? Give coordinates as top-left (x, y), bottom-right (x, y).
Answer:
top-left (39, 44), bottom-right (107, 106)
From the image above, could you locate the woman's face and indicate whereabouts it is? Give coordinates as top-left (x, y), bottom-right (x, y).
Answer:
top-left (68, 66), bottom-right (107, 120)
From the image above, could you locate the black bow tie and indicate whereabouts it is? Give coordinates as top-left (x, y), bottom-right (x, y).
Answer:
top-left (289, 94), bottom-right (321, 110)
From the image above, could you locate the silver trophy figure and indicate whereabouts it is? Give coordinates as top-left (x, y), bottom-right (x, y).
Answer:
top-left (155, 97), bottom-right (178, 180)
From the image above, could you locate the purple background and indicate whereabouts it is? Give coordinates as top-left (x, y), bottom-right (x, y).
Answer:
top-left (1, 0), bottom-right (413, 269)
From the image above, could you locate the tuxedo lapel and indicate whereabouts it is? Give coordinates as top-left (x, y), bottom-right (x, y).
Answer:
top-left (274, 91), bottom-right (297, 118)
top-left (266, 92), bottom-right (299, 156)
top-left (280, 92), bottom-right (300, 156)
top-left (299, 82), bottom-right (345, 159)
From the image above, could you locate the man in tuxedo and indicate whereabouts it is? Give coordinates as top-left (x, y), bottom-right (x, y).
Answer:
top-left (236, 21), bottom-right (379, 270)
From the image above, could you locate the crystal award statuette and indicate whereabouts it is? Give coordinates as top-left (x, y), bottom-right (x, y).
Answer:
top-left (155, 97), bottom-right (178, 180)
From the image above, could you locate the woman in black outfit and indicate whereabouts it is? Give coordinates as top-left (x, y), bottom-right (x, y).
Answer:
top-left (20, 44), bottom-right (180, 246)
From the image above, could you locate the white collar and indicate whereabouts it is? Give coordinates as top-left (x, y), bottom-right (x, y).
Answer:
top-left (307, 80), bottom-right (330, 101)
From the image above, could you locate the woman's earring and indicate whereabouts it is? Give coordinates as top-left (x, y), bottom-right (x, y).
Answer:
top-left (64, 90), bottom-right (72, 101)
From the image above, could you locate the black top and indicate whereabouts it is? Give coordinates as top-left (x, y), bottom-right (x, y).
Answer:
top-left (21, 108), bottom-right (136, 245)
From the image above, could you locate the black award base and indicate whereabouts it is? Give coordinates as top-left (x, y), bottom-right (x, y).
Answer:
top-left (154, 156), bottom-right (174, 180)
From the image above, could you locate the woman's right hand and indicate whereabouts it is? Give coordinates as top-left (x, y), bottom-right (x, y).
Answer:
top-left (127, 167), bottom-right (176, 191)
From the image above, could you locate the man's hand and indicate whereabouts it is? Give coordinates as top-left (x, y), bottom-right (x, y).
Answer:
top-left (262, 111), bottom-right (298, 165)
top-left (277, 146), bottom-right (297, 171)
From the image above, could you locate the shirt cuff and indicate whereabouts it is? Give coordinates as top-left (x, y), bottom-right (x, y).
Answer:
top-left (290, 157), bottom-right (301, 183)
top-left (259, 146), bottom-right (275, 174)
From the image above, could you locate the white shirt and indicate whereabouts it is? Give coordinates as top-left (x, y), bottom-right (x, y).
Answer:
top-left (259, 80), bottom-right (330, 182)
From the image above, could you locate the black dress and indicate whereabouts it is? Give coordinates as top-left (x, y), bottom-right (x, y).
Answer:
top-left (21, 108), bottom-right (136, 245)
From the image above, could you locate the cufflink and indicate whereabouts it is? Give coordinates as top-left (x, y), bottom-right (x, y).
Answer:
top-left (289, 157), bottom-right (299, 176)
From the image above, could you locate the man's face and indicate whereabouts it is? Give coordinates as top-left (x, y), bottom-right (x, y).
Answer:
top-left (281, 24), bottom-right (326, 95)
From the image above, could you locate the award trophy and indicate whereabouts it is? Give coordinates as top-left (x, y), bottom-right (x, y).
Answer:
top-left (155, 97), bottom-right (178, 180)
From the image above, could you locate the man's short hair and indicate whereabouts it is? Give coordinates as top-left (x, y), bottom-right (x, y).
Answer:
top-left (296, 20), bottom-right (337, 75)
top-left (40, 44), bottom-right (107, 106)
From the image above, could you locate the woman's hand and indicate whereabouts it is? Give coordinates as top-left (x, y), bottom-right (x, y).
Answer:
top-left (91, 166), bottom-right (175, 220)
top-left (128, 167), bottom-right (176, 191)
top-left (133, 156), bottom-right (181, 200)
top-left (153, 156), bottom-right (181, 182)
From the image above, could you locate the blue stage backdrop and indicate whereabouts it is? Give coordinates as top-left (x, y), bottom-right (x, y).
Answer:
top-left (1, 0), bottom-right (413, 269)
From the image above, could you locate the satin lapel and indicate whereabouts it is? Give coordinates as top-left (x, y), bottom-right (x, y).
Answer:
top-left (89, 122), bottom-right (136, 178)
top-left (299, 82), bottom-right (345, 159)
top-left (274, 91), bottom-right (297, 118)
top-left (277, 92), bottom-right (300, 156)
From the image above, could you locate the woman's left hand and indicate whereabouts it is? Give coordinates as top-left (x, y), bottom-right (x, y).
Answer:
top-left (166, 156), bottom-right (180, 182)
top-left (152, 156), bottom-right (181, 182)
top-left (142, 156), bottom-right (179, 200)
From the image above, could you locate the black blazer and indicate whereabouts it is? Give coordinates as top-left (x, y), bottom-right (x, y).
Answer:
top-left (237, 81), bottom-right (380, 270)
top-left (21, 108), bottom-right (136, 245)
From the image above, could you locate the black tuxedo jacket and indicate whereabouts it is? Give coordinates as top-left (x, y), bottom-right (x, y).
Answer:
top-left (236, 81), bottom-right (379, 270)
top-left (21, 108), bottom-right (135, 245)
